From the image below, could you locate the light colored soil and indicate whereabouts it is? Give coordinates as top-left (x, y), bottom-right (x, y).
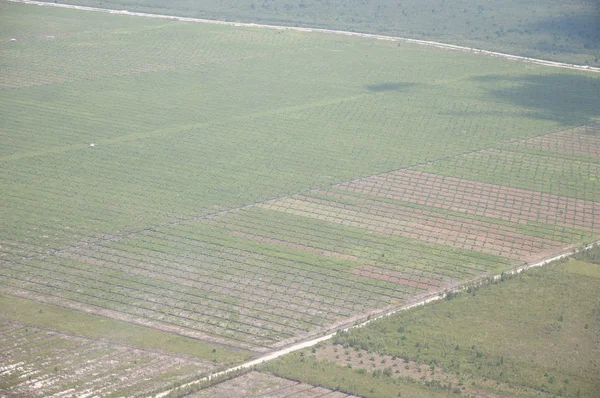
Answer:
top-left (0, 320), bottom-right (216, 398)
top-left (187, 371), bottom-right (360, 397)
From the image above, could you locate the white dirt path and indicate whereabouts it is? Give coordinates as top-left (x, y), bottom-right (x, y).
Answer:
top-left (7, 0), bottom-right (600, 74)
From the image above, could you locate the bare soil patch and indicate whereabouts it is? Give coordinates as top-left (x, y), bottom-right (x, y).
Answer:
top-left (187, 370), bottom-right (359, 397)
top-left (517, 125), bottom-right (600, 157)
top-left (0, 320), bottom-right (216, 398)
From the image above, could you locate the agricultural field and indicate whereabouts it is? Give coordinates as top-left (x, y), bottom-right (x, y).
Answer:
top-left (33, 0), bottom-right (600, 65)
top-left (1, 0), bottom-right (600, 396)
top-left (181, 371), bottom-right (361, 398)
top-left (263, 255), bottom-right (600, 397)
top-left (0, 293), bottom-right (255, 397)
top-left (0, 320), bottom-right (215, 397)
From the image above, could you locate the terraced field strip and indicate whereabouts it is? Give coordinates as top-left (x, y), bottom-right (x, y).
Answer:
top-left (417, 148), bottom-right (600, 202)
top-left (261, 195), bottom-right (564, 261)
top-left (0, 320), bottom-right (216, 397)
top-left (515, 124), bottom-right (600, 157)
top-left (1, 220), bottom-right (410, 351)
top-left (338, 169), bottom-right (600, 231)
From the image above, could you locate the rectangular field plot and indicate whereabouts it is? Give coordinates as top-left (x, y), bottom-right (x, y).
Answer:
top-left (188, 371), bottom-right (360, 398)
top-left (515, 124), bottom-right (600, 158)
top-left (0, 320), bottom-right (216, 397)
top-left (417, 148), bottom-right (600, 202)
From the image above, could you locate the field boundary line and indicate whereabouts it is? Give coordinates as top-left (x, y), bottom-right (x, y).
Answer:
top-left (153, 239), bottom-right (600, 398)
top-left (7, 0), bottom-right (600, 74)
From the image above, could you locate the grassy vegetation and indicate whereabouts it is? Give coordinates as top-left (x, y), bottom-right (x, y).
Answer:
top-left (263, 257), bottom-right (600, 397)
top-left (0, 294), bottom-right (254, 365)
top-left (575, 243), bottom-right (600, 265)
top-left (39, 0), bottom-right (600, 65)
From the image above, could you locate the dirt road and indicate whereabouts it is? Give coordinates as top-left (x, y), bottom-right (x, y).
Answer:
top-left (8, 0), bottom-right (600, 74)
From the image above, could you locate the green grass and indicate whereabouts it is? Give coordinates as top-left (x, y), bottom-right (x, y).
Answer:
top-left (293, 258), bottom-right (600, 397)
top-left (0, 293), bottom-right (255, 365)
top-left (34, 0), bottom-right (600, 65)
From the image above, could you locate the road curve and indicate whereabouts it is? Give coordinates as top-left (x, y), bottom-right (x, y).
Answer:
top-left (7, 0), bottom-right (600, 74)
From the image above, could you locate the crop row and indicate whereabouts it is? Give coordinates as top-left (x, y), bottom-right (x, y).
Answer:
top-left (4, 187), bottom-right (512, 351)
top-left (1, 216), bottom-right (417, 349)
top-left (1, 22), bottom-right (308, 89)
top-left (515, 125), bottom-right (600, 158)
top-left (0, 321), bottom-right (213, 398)
top-left (2, 259), bottom-right (298, 348)
top-left (262, 195), bottom-right (564, 262)
top-left (337, 169), bottom-right (600, 232)
top-left (206, 206), bottom-right (511, 274)
top-left (417, 148), bottom-right (600, 202)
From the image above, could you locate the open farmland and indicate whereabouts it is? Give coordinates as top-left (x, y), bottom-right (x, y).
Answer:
top-left (1, 1), bottom-right (600, 395)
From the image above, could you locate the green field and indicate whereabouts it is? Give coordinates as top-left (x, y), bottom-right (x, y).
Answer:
top-left (1, 1), bottom-right (600, 396)
top-left (263, 255), bottom-right (600, 397)
top-left (35, 0), bottom-right (600, 65)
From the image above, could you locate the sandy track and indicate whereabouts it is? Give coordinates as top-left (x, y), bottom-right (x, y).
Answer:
top-left (8, 0), bottom-right (600, 74)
